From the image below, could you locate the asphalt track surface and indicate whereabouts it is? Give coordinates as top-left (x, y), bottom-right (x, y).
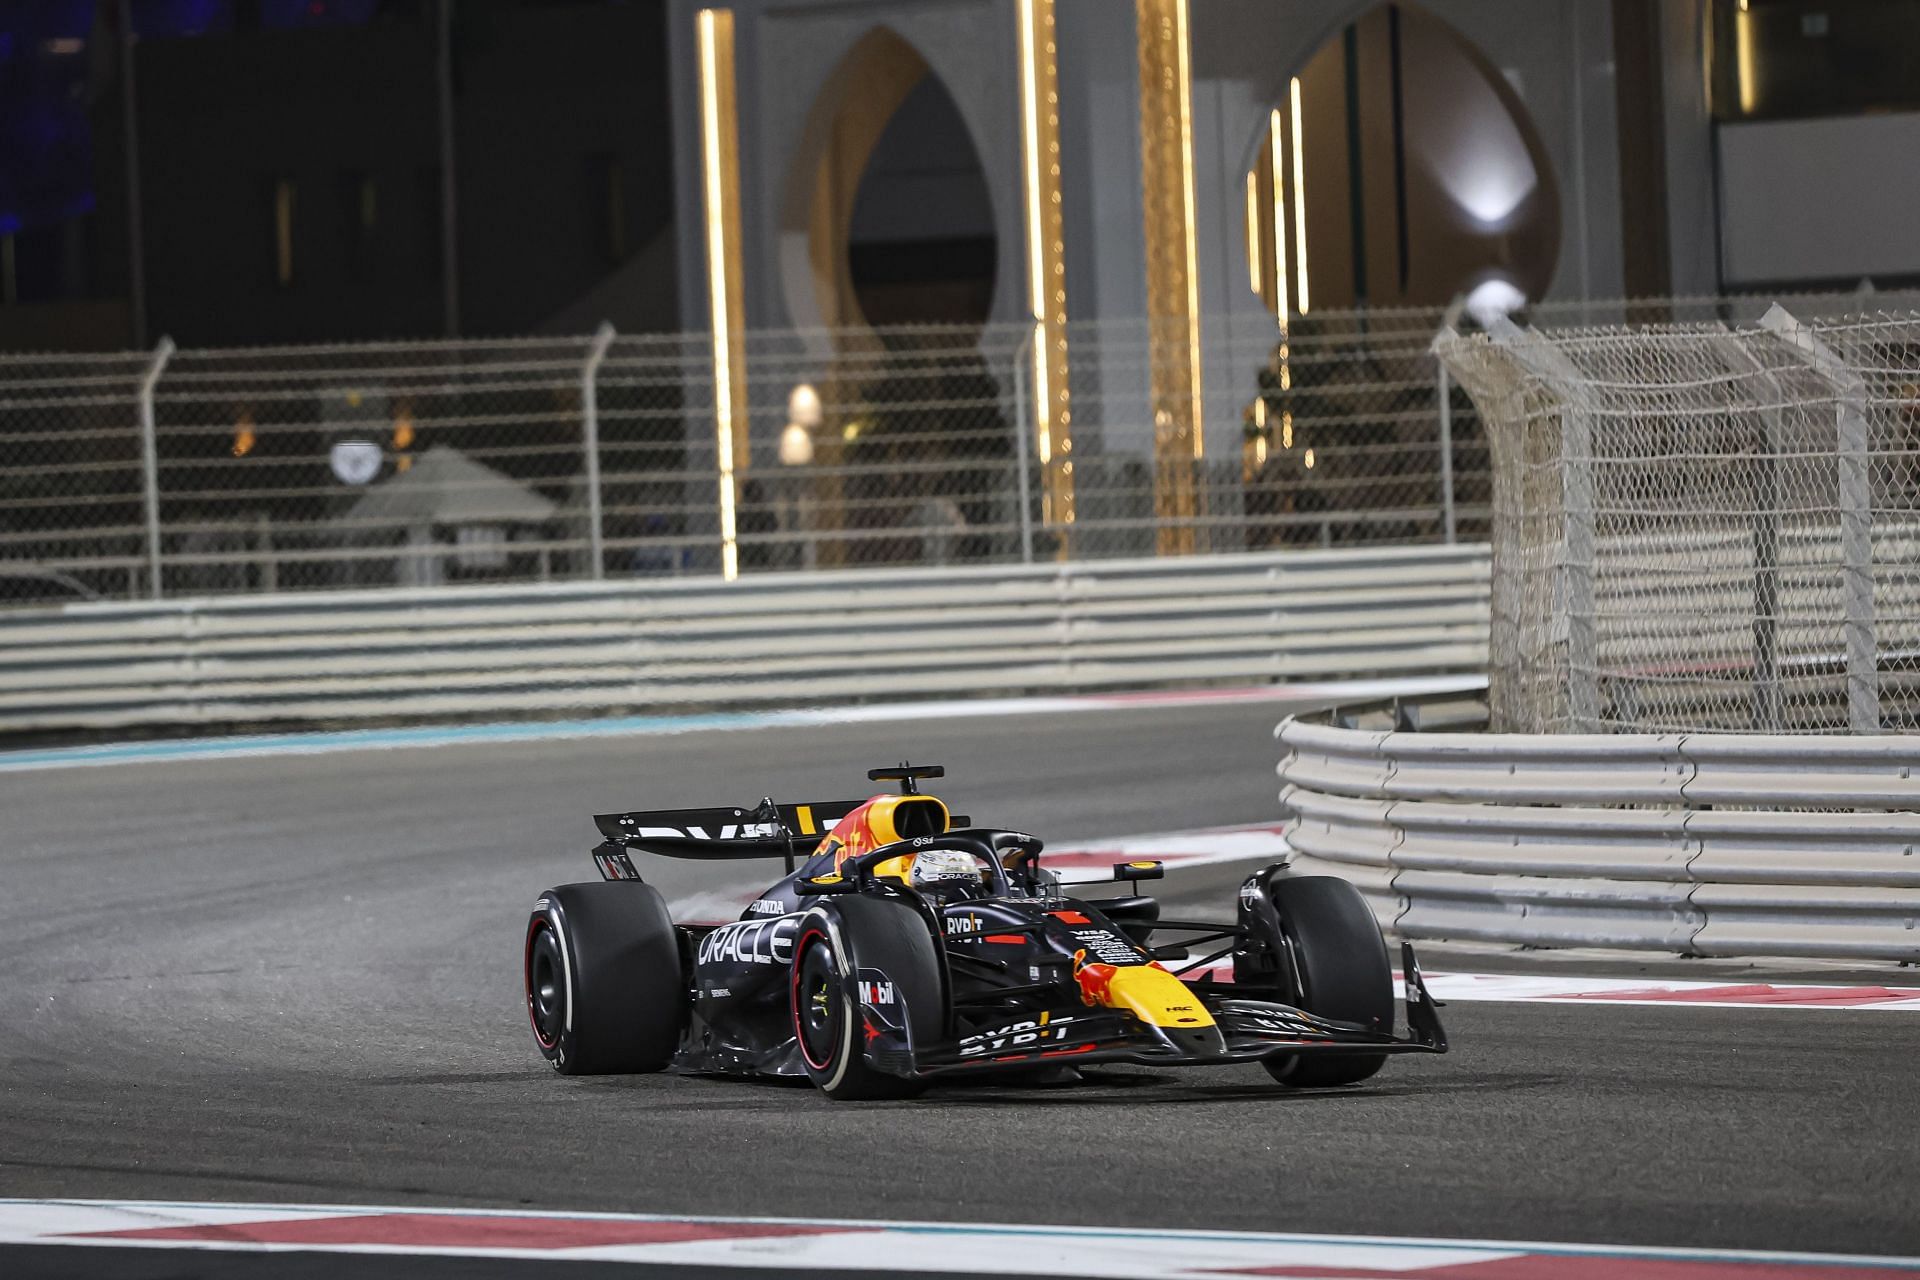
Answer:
top-left (3, 698), bottom-right (1918, 1273)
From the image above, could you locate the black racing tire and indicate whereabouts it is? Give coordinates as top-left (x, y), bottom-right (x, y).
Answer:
top-left (1257, 875), bottom-right (1394, 1088)
top-left (790, 895), bottom-right (942, 1101)
top-left (525, 881), bottom-right (685, 1075)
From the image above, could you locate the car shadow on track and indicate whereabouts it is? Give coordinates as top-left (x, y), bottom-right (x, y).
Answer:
top-left (360, 1071), bottom-right (548, 1086)
top-left (872, 1069), bottom-right (1564, 1109)
top-left (385, 1065), bottom-right (1563, 1107)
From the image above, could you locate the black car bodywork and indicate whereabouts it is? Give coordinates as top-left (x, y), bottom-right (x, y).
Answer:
top-left (530, 765), bottom-right (1447, 1092)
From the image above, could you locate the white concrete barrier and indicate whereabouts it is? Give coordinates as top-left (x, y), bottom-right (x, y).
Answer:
top-left (1275, 705), bottom-right (1920, 962)
top-left (0, 545), bottom-right (1490, 733)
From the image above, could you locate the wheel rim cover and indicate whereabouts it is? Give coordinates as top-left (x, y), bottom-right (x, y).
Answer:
top-left (795, 943), bottom-right (839, 1070)
top-left (527, 926), bottom-right (564, 1050)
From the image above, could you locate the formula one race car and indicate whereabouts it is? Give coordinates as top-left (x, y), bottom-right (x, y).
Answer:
top-left (523, 765), bottom-right (1446, 1099)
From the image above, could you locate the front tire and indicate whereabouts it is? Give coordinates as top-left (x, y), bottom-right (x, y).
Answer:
top-left (1251, 875), bottom-right (1394, 1088)
top-left (791, 895), bottom-right (941, 1101)
top-left (525, 881), bottom-right (685, 1075)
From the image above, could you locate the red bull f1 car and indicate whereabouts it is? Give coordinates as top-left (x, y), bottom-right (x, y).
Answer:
top-left (523, 764), bottom-right (1447, 1099)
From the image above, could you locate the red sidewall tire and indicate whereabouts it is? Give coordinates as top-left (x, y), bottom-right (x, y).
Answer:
top-left (525, 882), bottom-right (685, 1075)
top-left (790, 900), bottom-right (940, 1101)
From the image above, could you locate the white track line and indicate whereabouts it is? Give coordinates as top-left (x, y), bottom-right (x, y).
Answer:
top-left (1172, 963), bottom-right (1920, 1012)
top-left (0, 675), bottom-right (1483, 773)
top-left (1, 1200), bottom-right (1915, 1277)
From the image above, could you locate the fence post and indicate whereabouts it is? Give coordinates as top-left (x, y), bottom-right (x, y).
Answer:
top-left (1491, 318), bottom-right (1599, 731)
top-left (1709, 330), bottom-right (1785, 731)
top-left (581, 322), bottom-right (616, 580)
top-left (137, 336), bottom-right (175, 599)
top-left (1760, 304), bottom-right (1879, 731)
top-left (1436, 360), bottom-right (1457, 544)
top-left (1434, 295), bottom-right (1467, 546)
top-left (1011, 322), bottom-right (1038, 565)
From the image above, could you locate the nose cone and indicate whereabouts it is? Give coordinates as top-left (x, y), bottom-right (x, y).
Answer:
top-left (1073, 954), bottom-right (1218, 1033)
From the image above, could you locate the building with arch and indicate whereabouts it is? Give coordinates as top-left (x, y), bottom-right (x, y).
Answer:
top-left (645, 0), bottom-right (1918, 571)
top-left (664, 0), bottom-right (1648, 337)
top-left (5, 1), bottom-right (1915, 576)
top-left (657, 0), bottom-right (1668, 557)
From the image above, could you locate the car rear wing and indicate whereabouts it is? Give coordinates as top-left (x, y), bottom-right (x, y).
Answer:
top-left (592, 796), bottom-right (976, 878)
top-left (594, 799), bottom-right (865, 860)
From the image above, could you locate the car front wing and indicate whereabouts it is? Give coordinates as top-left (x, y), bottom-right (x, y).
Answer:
top-left (910, 942), bottom-right (1448, 1077)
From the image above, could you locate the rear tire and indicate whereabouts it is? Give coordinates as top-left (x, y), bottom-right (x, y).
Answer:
top-left (525, 881), bottom-right (685, 1075)
top-left (791, 895), bottom-right (941, 1101)
top-left (1255, 875), bottom-right (1393, 1088)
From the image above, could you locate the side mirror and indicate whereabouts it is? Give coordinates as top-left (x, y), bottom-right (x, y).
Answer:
top-left (798, 875), bottom-right (858, 895)
top-left (1113, 860), bottom-right (1164, 885)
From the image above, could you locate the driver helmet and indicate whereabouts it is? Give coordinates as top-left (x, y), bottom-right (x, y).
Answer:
top-left (909, 847), bottom-right (984, 899)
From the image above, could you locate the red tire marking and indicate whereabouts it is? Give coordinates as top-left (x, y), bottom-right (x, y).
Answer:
top-left (792, 928), bottom-right (834, 1072)
top-left (524, 917), bottom-right (558, 1051)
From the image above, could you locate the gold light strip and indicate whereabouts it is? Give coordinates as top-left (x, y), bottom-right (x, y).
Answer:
top-left (1735, 4), bottom-right (1757, 115)
top-left (1137, 0), bottom-right (1203, 555)
top-left (697, 8), bottom-right (747, 581)
top-left (1268, 108), bottom-right (1289, 324)
top-left (1017, 0), bottom-right (1073, 538)
top-left (1245, 171), bottom-right (1261, 295)
top-left (1289, 76), bottom-right (1310, 315)
top-left (1173, 0), bottom-right (1201, 465)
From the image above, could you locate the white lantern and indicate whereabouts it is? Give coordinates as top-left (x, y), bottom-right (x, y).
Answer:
top-left (787, 383), bottom-right (823, 430)
top-left (779, 422), bottom-right (815, 467)
top-left (329, 440), bottom-right (383, 486)
top-left (1465, 278), bottom-right (1526, 328)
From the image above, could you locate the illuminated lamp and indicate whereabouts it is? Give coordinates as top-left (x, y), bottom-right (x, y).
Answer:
top-left (779, 424), bottom-right (815, 467)
top-left (1465, 278), bottom-right (1526, 327)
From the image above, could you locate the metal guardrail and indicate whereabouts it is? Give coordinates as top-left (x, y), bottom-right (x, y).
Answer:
top-left (0, 545), bottom-right (1490, 734)
top-left (1276, 700), bottom-right (1920, 962)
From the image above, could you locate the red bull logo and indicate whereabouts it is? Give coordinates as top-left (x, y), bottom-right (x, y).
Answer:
top-left (1072, 950), bottom-right (1119, 1007)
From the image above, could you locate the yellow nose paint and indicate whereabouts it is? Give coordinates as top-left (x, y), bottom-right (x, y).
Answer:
top-left (1099, 965), bottom-right (1216, 1029)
